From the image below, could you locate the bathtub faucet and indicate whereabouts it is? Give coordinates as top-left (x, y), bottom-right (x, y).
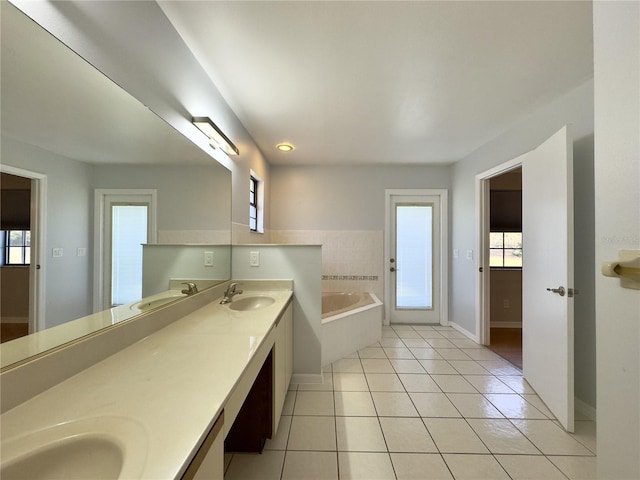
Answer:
top-left (220, 282), bottom-right (243, 304)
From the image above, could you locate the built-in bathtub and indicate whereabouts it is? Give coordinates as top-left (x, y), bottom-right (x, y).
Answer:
top-left (321, 292), bottom-right (383, 366)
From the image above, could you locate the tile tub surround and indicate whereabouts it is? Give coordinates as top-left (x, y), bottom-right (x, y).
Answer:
top-left (225, 324), bottom-right (596, 480)
top-left (271, 230), bottom-right (384, 299)
top-left (1, 286), bottom-right (293, 479)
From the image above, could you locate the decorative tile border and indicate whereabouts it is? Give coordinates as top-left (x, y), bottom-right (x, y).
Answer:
top-left (322, 275), bottom-right (379, 281)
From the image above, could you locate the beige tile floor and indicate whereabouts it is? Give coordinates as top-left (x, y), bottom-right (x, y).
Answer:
top-left (225, 325), bottom-right (596, 480)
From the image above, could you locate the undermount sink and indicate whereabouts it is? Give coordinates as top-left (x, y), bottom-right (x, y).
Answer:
top-left (1, 417), bottom-right (147, 480)
top-left (1, 436), bottom-right (123, 480)
top-left (228, 295), bottom-right (275, 311)
top-left (130, 293), bottom-right (185, 311)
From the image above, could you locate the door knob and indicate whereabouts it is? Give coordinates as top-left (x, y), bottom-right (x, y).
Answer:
top-left (390, 267), bottom-right (396, 272)
top-left (546, 286), bottom-right (566, 296)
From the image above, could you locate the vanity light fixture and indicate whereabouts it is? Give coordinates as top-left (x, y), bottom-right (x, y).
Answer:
top-left (192, 117), bottom-right (239, 156)
top-left (276, 143), bottom-right (294, 152)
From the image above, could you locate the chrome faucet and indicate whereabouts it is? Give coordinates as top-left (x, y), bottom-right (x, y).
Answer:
top-left (181, 282), bottom-right (198, 295)
top-left (220, 282), bottom-right (243, 304)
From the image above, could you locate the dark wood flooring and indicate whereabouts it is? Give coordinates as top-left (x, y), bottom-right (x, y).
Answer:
top-left (488, 327), bottom-right (522, 370)
top-left (1, 323), bottom-right (29, 343)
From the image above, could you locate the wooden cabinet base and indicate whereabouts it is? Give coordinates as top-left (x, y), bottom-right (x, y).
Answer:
top-left (224, 350), bottom-right (273, 453)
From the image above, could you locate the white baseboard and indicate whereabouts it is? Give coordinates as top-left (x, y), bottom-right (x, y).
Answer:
top-left (491, 322), bottom-right (522, 329)
top-left (575, 397), bottom-right (597, 421)
top-left (292, 373), bottom-right (323, 385)
top-left (449, 322), bottom-right (480, 343)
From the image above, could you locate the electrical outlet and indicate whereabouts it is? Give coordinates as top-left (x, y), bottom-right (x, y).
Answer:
top-left (466, 250), bottom-right (473, 260)
top-left (204, 251), bottom-right (214, 267)
top-left (52, 247), bottom-right (63, 258)
top-left (76, 247), bottom-right (87, 257)
top-left (250, 251), bottom-right (260, 267)
top-left (503, 299), bottom-right (510, 309)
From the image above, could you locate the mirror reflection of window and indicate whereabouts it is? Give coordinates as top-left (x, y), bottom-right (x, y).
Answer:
top-left (111, 206), bottom-right (148, 306)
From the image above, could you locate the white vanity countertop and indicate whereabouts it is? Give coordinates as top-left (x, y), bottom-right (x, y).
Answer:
top-left (0, 289), bottom-right (189, 369)
top-left (0, 289), bottom-right (293, 479)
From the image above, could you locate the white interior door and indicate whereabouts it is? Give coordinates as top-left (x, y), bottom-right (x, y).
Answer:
top-left (389, 194), bottom-right (441, 324)
top-left (522, 126), bottom-right (574, 432)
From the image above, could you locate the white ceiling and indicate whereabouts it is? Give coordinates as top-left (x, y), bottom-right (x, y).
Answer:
top-left (159, 1), bottom-right (593, 166)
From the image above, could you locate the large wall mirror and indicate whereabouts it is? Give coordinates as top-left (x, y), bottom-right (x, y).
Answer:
top-left (0, 3), bottom-right (232, 369)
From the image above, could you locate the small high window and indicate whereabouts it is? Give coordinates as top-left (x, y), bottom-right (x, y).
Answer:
top-left (4, 230), bottom-right (31, 265)
top-left (249, 171), bottom-right (264, 233)
top-left (249, 176), bottom-right (258, 232)
top-left (490, 231), bottom-right (522, 268)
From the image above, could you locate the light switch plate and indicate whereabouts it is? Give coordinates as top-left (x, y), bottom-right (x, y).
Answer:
top-left (453, 249), bottom-right (459, 259)
top-left (466, 250), bottom-right (473, 260)
top-left (250, 251), bottom-right (260, 267)
top-left (52, 247), bottom-right (63, 258)
top-left (76, 247), bottom-right (87, 257)
top-left (204, 251), bottom-right (214, 267)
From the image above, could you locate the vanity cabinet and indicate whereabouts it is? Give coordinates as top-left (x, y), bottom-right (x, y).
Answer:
top-left (182, 413), bottom-right (224, 480)
top-left (273, 303), bottom-right (293, 434)
top-left (223, 299), bottom-right (293, 453)
top-left (0, 284), bottom-right (295, 480)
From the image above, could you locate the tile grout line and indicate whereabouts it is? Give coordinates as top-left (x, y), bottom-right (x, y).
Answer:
top-left (230, 324), bottom-right (596, 479)
top-left (396, 324), bottom-right (581, 475)
top-left (330, 361), bottom-right (341, 480)
top-left (366, 344), bottom-right (401, 480)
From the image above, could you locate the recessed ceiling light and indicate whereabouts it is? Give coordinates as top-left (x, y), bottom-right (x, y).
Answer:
top-left (276, 143), bottom-right (294, 152)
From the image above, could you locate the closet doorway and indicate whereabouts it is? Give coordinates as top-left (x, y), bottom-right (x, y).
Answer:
top-left (485, 169), bottom-right (523, 368)
top-left (0, 165), bottom-right (45, 339)
top-left (476, 127), bottom-right (575, 432)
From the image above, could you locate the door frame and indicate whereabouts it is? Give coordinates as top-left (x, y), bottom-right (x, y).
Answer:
top-left (384, 189), bottom-right (448, 326)
top-left (0, 164), bottom-right (47, 333)
top-left (475, 157), bottom-right (524, 345)
top-left (94, 189), bottom-right (157, 311)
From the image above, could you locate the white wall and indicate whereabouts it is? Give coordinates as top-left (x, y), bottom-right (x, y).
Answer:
top-left (449, 79), bottom-right (596, 409)
top-left (593, 2), bottom-right (640, 477)
top-left (93, 165), bottom-right (231, 244)
top-left (270, 165), bottom-right (450, 300)
top-left (490, 271), bottom-right (522, 327)
top-left (11, 0), bottom-right (269, 244)
top-left (1, 136), bottom-right (93, 328)
top-left (271, 165), bottom-right (450, 230)
top-left (232, 245), bottom-right (322, 381)
top-left (142, 245), bottom-right (231, 297)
